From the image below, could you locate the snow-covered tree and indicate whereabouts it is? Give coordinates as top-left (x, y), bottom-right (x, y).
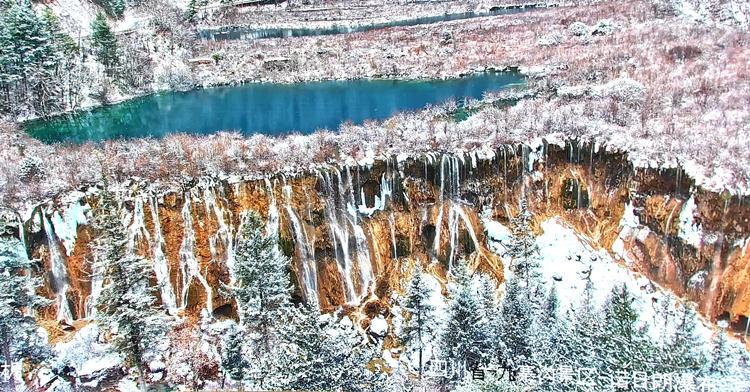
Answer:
top-left (223, 210), bottom-right (293, 388)
top-left (0, 216), bottom-right (50, 391)
top-left (661, 304), bottom-right (706, 374)
top-left (441, 260), bottom-right (487, 378)
top-left (506, 196), bottom-right (540, 290)
top-left (91, 187), bottom-right (170, 392)
top-left (400, 264), bottom-right (436, 378)
top-left (220, 322), bottom-right (249, 391)
top-left (90, 12), bottom-right (119, 76)
top-left (498, 274), bottom-right (532, 367)
top-left (276, 302), bottom-right (386, 391)
top-left (598, 284), bottom-right (657, 383)
top-left (568, 279), bottom-right (601, 371)
top-left (706, 324), bottom-right (736, 376)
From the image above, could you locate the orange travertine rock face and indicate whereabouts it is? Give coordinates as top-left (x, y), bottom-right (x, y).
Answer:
top-left (26, 143), bottom-right (750, 337)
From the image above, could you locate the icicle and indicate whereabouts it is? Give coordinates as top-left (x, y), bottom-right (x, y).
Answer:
top-left (149, 196), bottom-right (178, 315)
top-left (42, 212), bottom-right (73, 323)
top-left (179, 193), bottom-right (214, 312)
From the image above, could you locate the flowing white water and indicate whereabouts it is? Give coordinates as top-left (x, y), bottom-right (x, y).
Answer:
top-left (282, 184), bottom-right (319, 304)
top-left (127, 197), bottom-right (151, 254)
top-left (203, 186), bottom-right (235, 283)
top-left (148, 196), bottom-right (178, 315)
top-left (42, 212), bottom-right (74, 323)
top-left (179, 193), bottom-right (214, 312)
top-left (320, 169), bottom-right (357, 302)
top-left (265, 178), bottom-right (280, 238)
top-left (433, 154), bottom-right (461, 259)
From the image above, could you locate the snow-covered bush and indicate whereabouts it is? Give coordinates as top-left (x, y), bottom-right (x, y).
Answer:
top-left (154, 58), bottom-right (195, 91)
top-left (557, 84), bottom-right (589, 99)
top-left (18, 156), bottom-right (45, 182)
top-left (536, 32), bottom-right (563, 47)
top-left (592, 19), bottom-right (616, 35)
top-left (568, 21), bottom-right (589, 36)
top-left (602, 77), bottom-right (646, 104)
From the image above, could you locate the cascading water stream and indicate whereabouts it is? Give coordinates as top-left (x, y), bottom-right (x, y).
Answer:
top-left (282, 184), bottom-right (319, 304)
top-left (179, 193), bottom-right (214, 313)
top-left (148, 196), bottom-right (178, 315)
top-left (319, 169), bottom-right (358, 302)
top-left (42, 212), bottom-right (74, 323)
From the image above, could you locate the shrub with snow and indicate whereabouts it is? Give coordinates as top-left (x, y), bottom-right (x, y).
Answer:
top-left (568, 21), bottom-right (589, 36)
top-left (18, 156), bottom-right (45, 182)
top-left (536, 32), bottom-right (563, 47)
top-left (602, 77), bottom-right (646, 104)
top-left (592, 19), bottom-right (616, 35)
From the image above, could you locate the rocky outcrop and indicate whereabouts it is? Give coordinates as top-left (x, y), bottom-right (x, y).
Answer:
top-left (20, 140), bottom-right (750, 336)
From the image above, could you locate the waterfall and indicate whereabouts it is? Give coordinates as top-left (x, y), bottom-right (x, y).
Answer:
top-left (433, 154), bottom-right (461, 258)
top-left (265, 178), bottom-right (280, 238)
top-left (318, 167), bottom-right (377, 303)
top-left (127, 197), bottom-right (151, 254)
top-left (179, 193), bottom-right (214, 313)
top-left (149, 197), bottom-right (178, 315)
top-left (282, 184), bottom-right (319, 304)
top-left (203, 186), bottom-right (235, 282)
top-left (86, 257), bottom-right (103, 319)
top-left (321, 169), bottom-right (357, 302)
top-left (42, 212), bottom-right (74, 323)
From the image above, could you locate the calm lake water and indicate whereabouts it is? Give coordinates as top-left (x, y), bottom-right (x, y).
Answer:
top-left (25, 72), bottom-right (525, 144)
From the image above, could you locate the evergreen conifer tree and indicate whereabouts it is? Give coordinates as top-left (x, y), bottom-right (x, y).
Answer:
top-left (90, 12), bottom-right (119, 76)
top-left (707, 325), bottom-right (736, 376)
top-left (91, 186), bottom-right (170, 392)
top-left (661, 304), bottom-right (706, 374)
top-left (401, 264), bottom-right (436, 378)
top-left (506, 196), bottom-right (540, 292)
top-left (441, 259), bottom-right (487, 378)
top-left (220, 322), bottom-right (249, 391)
top-left (598, 284), bottom-right (657, 388)
top-left (0, 215), bottom-right (51, 392)
top-left (185, 0), bottom-right (198, 22)
top-left (224, 211), bottom-right (293, 388)
top-left (499, 274), bottom-right (532, 367)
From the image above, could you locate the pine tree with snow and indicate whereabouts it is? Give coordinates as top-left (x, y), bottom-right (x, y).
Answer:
top-left (498, 274), bottom-right (532, 367)
top-left (474, 273), bottom-right (504, 363)
top-left (567, 279), bottom-right (600, 371)
top-left (91, 186), bottom-right (170, 392)
top-left (598, 284), bottom-right (657, 385)
top-left (400, 264), bottom-right (437, 378)
top-left (275, 303), bottom-right (386, 391)
top-left (661, 304), bottom-right (706, 374)
top-left (90, 12), bottom-right (119, 76)
top-left (706, 324), bottom-right (736, 376)
top-left (441, 259), bottom-right (487, 378)
top-left (185, 0), bottom-right (198, 22)
top-left (506, 196), bottom-right (540, 291)
top-left (0, 217), bottom-right (51, 392)
top-left (224, 210), bottom-right (293, 388)
top-left (220, 322), bottom-right (249, 391)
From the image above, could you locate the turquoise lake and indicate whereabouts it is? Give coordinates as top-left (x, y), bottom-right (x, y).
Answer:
top-left (25, 72), bottom-right (525, 144)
